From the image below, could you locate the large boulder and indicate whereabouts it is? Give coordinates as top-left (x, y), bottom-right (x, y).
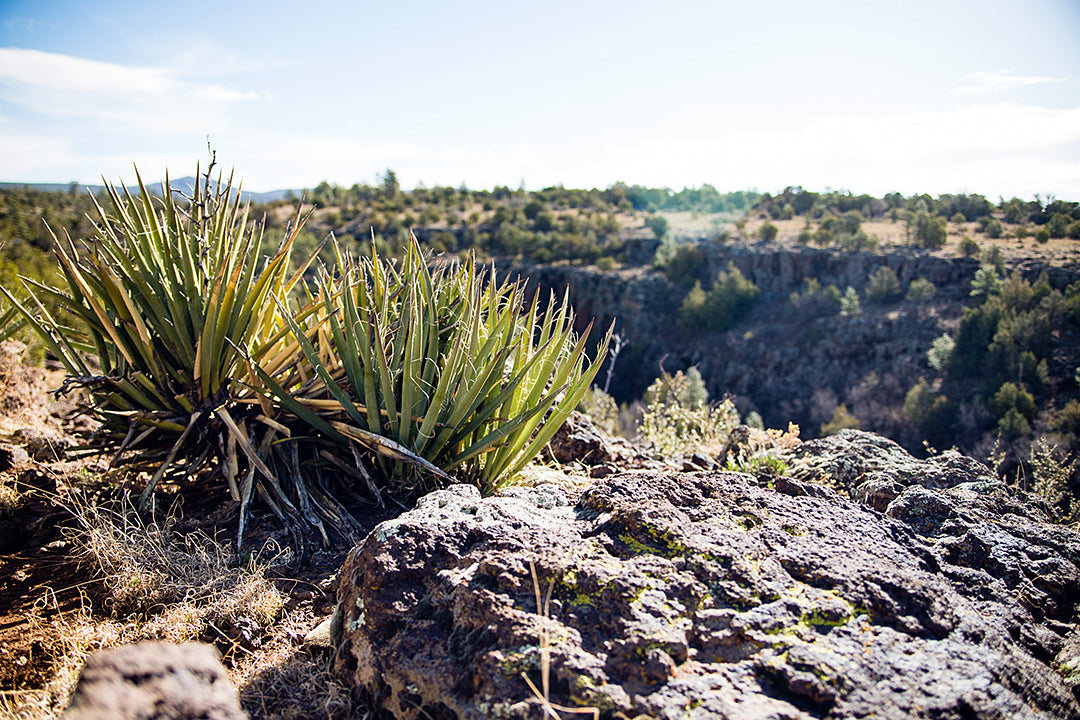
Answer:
top-left (61, 642), bottom-right (246, 720)
top-left (333, 447), bottom-right (1080, 719)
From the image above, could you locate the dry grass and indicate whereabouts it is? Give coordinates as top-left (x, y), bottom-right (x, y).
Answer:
top-left (741, 215), bottom-right (1080, 266)
top-left (0, 491), bottom-right (360, 720)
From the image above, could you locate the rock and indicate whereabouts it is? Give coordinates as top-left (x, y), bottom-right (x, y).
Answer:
top-left (334, 460), bottom-right (1080, 719)
top-left (61, 641), bottom-right (247, 720)
top-left (304, 607), bottom-right (343, 652)
top-left (0, 442), bottom-right (30, 471)
top-left (547, 411), bottom-right (616, 466)
top-left (790, 428), bottom-right (996, 499)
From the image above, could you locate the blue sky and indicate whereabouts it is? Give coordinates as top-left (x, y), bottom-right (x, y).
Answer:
top-left (1, 0), bottom-right (1078, 199)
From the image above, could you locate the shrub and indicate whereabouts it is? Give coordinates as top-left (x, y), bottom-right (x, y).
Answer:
top-left (990, 381), bottom-right (1036, 438)
top-left (950, 212), bottom-right (967, 224)
top-left (980, 217), bottom-right (1003, 238)
top-left (759, 221), bottom-right (779, 243)
top-left (263, 235), bottom-right (612, 500)
top-left (1051, 400), bottom-right (1080, 444)
top-left (655, 240), bottom-right (705, 288)
top-left (970, 264), bottom-right (1003, 299)
top-left (866, 266), bottom-right (901, 303)
top-left (912, 213), bottom-right (947, 249)
top-left (789, 278), bottom-right (842, 318)
top-left (906, 277), bottom-right (936, 304)
top-left (1035, 226), bottom-right (1051, 244)
top-left (576, 386), bottom-right (621, 437)
top-left (821, 405), bottom-right (860, 436)
top-left (959, 235), bottom-right (981, 258)
top-left (640, 367), bottom-right (738, 460)
top-left (902, 378), bottom-right (957, 443)
top-left (679, 264), bottom-right (760, 332)
top-left (1, 167), bottom-right (325, 528)
top-left (645, 214), bottom-right (669, 239)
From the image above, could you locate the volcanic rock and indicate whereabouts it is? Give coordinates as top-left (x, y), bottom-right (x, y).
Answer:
top-left (61, 641), bottom-right (246, 720)
top-left (333, 435), bottom-right (1080, 719)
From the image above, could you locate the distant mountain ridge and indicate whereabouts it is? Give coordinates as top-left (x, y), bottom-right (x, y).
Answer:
top-left (0, 177), bottom-right (299, 204)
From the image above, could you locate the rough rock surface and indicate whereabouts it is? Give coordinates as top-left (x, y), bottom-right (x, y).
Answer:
top-left (791, 429), bottom-right (998, 508)
top-left (62, 641), bottom-right (247, 720)
top-left (548, 411), bottom-right (656, 476)
top-left (334, 436), bottom-right (1080, 719)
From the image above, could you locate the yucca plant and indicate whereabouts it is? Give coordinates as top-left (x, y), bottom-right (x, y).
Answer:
top-left (255, 234), bottom-right (612, 497)
top-left (0, 165), bottom-right (322, 496)
top-left (4, 161), bottom-right (611, 547)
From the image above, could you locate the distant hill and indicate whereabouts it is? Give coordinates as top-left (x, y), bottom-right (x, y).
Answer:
top-left (0, 178), bottom-right (298, 204)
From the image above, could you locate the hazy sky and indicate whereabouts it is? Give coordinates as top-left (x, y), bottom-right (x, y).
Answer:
top-left (1, 0), bottom-right (1078, 199)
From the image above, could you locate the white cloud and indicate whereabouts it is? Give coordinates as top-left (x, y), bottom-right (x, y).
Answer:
top-left (954, 70), bottom-right (1066, 96)
top-left (0, 48), bottom-right (262, 134)
top-left (0, 48), bottom-right (171, 94)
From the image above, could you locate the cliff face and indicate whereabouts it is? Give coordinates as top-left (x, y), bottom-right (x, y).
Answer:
top-left (507, 244), bottom-right (1080, 447)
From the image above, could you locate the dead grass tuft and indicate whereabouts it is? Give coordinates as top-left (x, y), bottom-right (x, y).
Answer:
top-left (0, 490), bottom-right (347, 720)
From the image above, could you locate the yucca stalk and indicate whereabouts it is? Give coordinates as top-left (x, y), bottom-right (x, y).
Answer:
top-left (256, 234), bottom-right (612, 497)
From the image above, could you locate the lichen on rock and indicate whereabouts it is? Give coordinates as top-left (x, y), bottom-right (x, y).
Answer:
top-left (333, 434), bottom-right (1080, 719)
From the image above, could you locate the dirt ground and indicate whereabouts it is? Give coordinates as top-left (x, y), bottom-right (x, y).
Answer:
top-left (0, 340), bottom-right (385, 719)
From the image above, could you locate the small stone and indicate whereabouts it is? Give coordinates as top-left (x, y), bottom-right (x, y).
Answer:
top-left (61, 641), bottom-right (246, 720)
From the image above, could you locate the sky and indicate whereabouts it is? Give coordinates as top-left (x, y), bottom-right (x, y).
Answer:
top-left (1, 0), bottom-right (1078, 200)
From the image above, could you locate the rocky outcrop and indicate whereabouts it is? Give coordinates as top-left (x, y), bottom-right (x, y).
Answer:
top-left (333, 433), bottom-right (1080, 719)
top-left (62, 642), bottom-right (246, 720)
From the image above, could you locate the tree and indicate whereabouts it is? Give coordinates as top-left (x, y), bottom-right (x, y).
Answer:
top-left (970, 265), bottom-right (1003, 300)
top-left (927, 334), bottom-right (955, 372)
top-left (913, 213), bottom-right (946, 249)
top-left (840, 287), bottom-right (861, 317)
top-left (382, 169), bottom-right (400, 198)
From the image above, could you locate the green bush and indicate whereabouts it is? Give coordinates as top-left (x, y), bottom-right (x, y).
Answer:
top-left (759, 221), bottom-right (779, 242)
top-left (678, 264), bottom-right (760, 332)
top-left (1052, 400), bottom-right (1080, 443)
top-left (640, 367), bottom-right (738, 460)
top-left (906, 278), bottom-right (936, 304)
top-left (990, 381), bottom-right (1036, 437)
top-left (645, 214), bottom-right (669, 240)
top-left (902, 378), bottom-right (957, 443)
top-left (1035, 226), bottom-right (1051, 244)
top-left (866, 266), bottom-right (901, 303)
top-left (927, 334), bottom-right (955, 372)
top-left (980, 217), bottom-right (1003, 238)
top-left (912, 213), bottom-right (947, 249)
top-left (959, 235), bottom-right (981, 257)
top-left (788, 278), bottom-right (842, 318)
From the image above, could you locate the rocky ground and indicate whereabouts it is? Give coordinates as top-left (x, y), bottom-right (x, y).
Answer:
top-left (1, 340), bottom-right (1079, 719)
